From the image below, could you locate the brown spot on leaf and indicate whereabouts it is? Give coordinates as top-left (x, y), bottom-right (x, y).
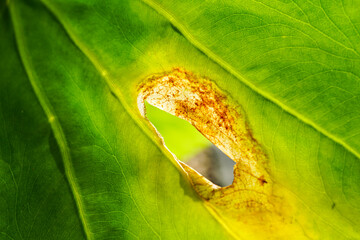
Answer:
top-left (138, 68), bottom-right (305, 239)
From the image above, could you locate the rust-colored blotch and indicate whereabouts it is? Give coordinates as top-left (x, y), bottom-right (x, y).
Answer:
top-left (138, 68), bottom-right (306, 240)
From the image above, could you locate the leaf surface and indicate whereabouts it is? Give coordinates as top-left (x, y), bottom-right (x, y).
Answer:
top-left (0, 0), bottom-right (359, 239)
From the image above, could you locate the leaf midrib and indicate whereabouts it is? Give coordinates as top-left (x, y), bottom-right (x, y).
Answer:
top-left (8, 2), bottom-right (92, 239)
top-left (141, 0), bottom-right (360, 160)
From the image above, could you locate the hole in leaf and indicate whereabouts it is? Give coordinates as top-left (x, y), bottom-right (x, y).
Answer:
top-left (137, 68), bottom-right (271, 196)
top-left (137, 69), bottom-right (301, 239)
top-left (145, 101), bottom-right (235, 187)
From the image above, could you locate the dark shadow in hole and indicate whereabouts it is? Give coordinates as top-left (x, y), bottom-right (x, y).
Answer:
top-left (186, 145), bottom-right (235, 187)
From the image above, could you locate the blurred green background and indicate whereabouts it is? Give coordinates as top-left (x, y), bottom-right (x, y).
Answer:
top-left (145, 101), bottom-right (235, 186)
top-left (145, 101), bottom-right (212, 161)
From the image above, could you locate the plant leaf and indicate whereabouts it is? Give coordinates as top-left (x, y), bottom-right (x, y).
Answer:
top-left (145, 101), bottom-right (212, 161)
top-left (1, 0), bottom-right (359, 239)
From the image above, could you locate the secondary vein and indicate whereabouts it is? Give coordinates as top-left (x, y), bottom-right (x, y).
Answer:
top-left (141, 0), bottom-right (360, 160)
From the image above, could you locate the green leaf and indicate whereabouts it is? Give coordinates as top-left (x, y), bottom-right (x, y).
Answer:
top-left (1, 0), bottom-right (359, 239)
top-left (145, 101), bottom-right (212, 161)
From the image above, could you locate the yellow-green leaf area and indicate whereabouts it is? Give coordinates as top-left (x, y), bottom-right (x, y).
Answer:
top-left (1, 0), bottom-right (359, 239)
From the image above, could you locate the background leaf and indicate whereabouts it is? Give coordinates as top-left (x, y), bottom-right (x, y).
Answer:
top-left (145, 101), bottom-right (212, 161)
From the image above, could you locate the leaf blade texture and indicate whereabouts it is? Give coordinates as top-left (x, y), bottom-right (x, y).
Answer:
top-left (1, 0), bottom-right (359, 239)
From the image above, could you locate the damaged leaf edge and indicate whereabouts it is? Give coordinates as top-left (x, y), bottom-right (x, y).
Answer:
top-left (137, 68), bottom-right (308, 240)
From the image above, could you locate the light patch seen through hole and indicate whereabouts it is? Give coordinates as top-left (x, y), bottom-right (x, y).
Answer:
top-left (145, 101), bottom-right (235, 187)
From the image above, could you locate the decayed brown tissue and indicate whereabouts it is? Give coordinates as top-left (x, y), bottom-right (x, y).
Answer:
top-left (138, 68), bottom-right (305, 239)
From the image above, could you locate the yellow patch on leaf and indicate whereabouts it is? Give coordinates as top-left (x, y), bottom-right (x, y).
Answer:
top-left (138, 68), bottom-right (308, 240)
